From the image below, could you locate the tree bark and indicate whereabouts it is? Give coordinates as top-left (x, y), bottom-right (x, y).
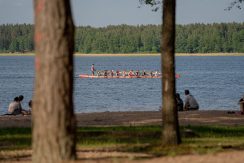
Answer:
top-left (161, 0), bottom-right (181, 145)
top-left (32, 0), bottom-right (76, 162)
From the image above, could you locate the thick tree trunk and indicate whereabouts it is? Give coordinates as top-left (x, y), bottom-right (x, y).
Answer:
top-left (161, 0), bottom-right (181, 145)
top-left (32, 0), bottom-right (76, 162)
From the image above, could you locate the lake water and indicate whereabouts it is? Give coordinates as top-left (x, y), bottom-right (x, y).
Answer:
top-left (0, 56), bottom-right (244, 114)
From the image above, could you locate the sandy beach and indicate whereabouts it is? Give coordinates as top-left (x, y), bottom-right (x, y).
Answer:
top-left (1, 110), bottom-right (244, 128)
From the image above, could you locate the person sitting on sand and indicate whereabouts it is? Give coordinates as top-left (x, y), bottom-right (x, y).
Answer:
top-left (8, 97), bottom-right (21, 115)
top-left (176, 93), bottom-right (184, 111)
top-left (184, 90), bottom-right (199, 111)
top-left (28, 100), bottom-right (32, 113)
top-left (239, 95), bottom-right (244, 114)
top-left (18, 95), bottom-right (24, 110)
top-left (18, 95), bottom-right (31, 115)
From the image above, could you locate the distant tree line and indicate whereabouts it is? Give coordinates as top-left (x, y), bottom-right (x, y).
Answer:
top-left (0, 23), bottom-right (243, 53)
top-left (0, 24), bottom-right (34, 53)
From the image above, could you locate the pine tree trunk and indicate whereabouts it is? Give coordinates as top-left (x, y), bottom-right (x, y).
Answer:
top-left (32, 0), bottom-right (76, 162)
top-left (161, 0), bottom-right (181, 145)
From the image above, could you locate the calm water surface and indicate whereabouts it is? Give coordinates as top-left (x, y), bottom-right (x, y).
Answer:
top-left (0, 56), bottom-right (244, 114)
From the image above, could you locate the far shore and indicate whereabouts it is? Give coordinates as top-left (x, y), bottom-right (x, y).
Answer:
top-left (0, 52), bottom-right (244, 57)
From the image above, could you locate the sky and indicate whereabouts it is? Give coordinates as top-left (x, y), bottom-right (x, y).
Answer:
top-left (0, 0), bottom-right (243, 27)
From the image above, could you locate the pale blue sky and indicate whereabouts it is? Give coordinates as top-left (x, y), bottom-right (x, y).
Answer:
top-left (0, 0), bottom-right (243, 26)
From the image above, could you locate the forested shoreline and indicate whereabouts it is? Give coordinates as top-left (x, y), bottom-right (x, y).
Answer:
top-left (0, 23), bottom-right (243, 53)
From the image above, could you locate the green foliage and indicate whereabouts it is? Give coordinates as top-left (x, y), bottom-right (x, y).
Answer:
top-left (0, 128), bottom-right (32, 150)
top-left (0, 23), bottom-right (243, 53)
top-left (0, 24), bottom-right (33, 53)
top-left (1, 125), bottom-right (244, 156)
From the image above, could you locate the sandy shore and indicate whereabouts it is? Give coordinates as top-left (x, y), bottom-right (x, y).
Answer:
top-left (0, 110), bottom-right (244, 128)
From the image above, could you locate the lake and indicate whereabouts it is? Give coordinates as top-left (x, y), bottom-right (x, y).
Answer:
top-left (0, 55), bottom-right (244, 114)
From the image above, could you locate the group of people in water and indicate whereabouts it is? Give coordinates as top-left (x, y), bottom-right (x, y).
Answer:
top-left (91, 64), bottom-right (160, 77)
top-left (176, 90), bottom-right (199, 111)
top-left (7, 95), bottom-right (32, 115)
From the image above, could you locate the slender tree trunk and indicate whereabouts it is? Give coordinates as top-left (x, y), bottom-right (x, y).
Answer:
top-left (161, 0), bottom-right (181, 145)
top-left (32, 0), bottom-right (76, 162)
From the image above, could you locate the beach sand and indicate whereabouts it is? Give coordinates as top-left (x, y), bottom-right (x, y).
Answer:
top-left (1, 110), bottom-right (244, 128)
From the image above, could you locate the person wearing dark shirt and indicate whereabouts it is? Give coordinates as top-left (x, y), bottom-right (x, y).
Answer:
top-left (176, 93), bottom-right (184, 111)
top-left (18, 95), bottom-right (30, 115)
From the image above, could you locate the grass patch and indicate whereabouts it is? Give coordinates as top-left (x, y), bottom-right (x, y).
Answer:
top-left (1, 125), bottom-right (244, 156)
top-left (0, 128), bottom-right (32, 150)
top-left (76, 126), bottom-right (161, 148)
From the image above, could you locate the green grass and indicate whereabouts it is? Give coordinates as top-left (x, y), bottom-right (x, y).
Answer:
top-left (0, 128), bottom-right (32, 150)
top-left (1, 126), bottom-right (244, 156)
